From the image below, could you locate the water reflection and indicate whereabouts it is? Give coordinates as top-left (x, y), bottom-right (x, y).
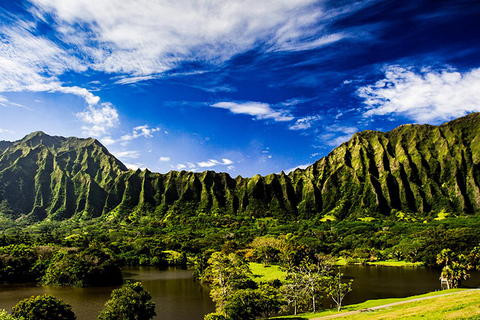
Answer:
top-left (0, 267), bottom-right (215, 320)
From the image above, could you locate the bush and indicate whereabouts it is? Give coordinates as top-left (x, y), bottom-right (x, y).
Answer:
top-left (204, 313), bottom-right (227, 320)
top-left (42, 248), bottom-right (122, 287)
top-left (0, 309), bottom-right (18, 320)
top-left (12, 294), bottom-right (76, 320)
top-left (97, 282), bottom-right (156, 320)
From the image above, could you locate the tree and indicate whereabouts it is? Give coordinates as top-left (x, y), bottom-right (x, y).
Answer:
top-left (97, 282), bottom-right (156, 320)
top-left (468, 245), bottom-right (480, 270)
top-left (327, 269), bottom-right (353, 311)
top-left (297, 261), bottom-right (325, 313)
top-left (0, 310), bottom-right (19, 320)
top-left (437, 250), bottom-right (470, 289)
top-left (256, 284), bottom-right (285, 319)
top-left (203, 313), bottom-right (227, 320)
top-left (282, 272), bottom-right (304, 316)
top-left (203, 252), bottom-right (251, 313)
top-left (12, 294), bottom-right (76, 320)
top-left (224, 289), bottom-right (261, 320)
top-left (43, 247), bottom-right (123, 287)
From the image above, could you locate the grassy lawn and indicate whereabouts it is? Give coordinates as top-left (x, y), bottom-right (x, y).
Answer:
top-left (335, 258), bottom-right (423, 267)
top-left (366, 260), bottom-right (424, 267)
top-left (249, 262), bottom-right (286, 283)
top-left (273, 289), bottom-right (472, 319)
top-left (327, 289), bottom-right (480, 319)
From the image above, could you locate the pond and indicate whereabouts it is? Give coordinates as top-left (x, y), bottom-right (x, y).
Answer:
top-left (0, 265), bottom-right (479, 319)
top-left (0, 266), bottom-right (215, 320)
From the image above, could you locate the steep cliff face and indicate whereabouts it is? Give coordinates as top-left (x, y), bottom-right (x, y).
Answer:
top-left (1, 113), bottom-right (480, 222)
top-left (290, 113), bottom-right (480, 219)
top-left (0, 131), bottom-right (127, 221)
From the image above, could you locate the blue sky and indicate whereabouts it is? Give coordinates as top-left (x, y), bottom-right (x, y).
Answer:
top-left (1, 0), bottom-right (480, 176)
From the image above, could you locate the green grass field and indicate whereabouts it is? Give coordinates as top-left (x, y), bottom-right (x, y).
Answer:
top-left (326, 289), bottom-right (480, 319)
top-left (274, 289), bottom-right (479, 319)
top-left (249, 262), bottom-right (286, 283)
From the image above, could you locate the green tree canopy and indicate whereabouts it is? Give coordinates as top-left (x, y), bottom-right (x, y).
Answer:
top-left (97, 281), bottom-right (156, 320)
top-left (12, 294), bottom-right (76, 320)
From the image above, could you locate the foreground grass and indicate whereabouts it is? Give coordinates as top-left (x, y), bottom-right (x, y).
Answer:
top-left (330, 289), bottom-right (480, 319)
top-left (274, 289), bottom-right (472, 319)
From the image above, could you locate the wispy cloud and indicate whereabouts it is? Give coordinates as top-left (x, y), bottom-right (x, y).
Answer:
top-left (124, 162), bottom-right (147, 170)
top-left (0, 95), bottom-right (32, 111)
top-left (120, 125), bottom-right (161, 141)
top-left (0, 23), bottom-right (98, 105)
top-left (76, 103), bottom-right (119, 137)
top-left (358, 66), bottom-right (480, 123)
top-left (197, 158), bottom-right (234, 168)
top-left (289, 115), bottom-right (322, 130)
top-left (113, 150), bottom-right (141, 159)
top-left (19, 0), bottom-right (373, 82)
top-left (318, 125), bottom-right (358, 147)
top-left (159, 157), bottom-right (171, 162)
top-left (211, 101), bottom-right (294, 122)
top-left (0, 128), bottom-right (15, 134)
top-left (284, 163), bottom-right (311, 174)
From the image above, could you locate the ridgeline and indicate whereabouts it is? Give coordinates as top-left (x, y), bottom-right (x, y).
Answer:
top-left (1, 113), bottom-right (480, 223)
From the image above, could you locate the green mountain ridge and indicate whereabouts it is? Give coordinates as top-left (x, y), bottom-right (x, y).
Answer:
top-left (1, 113), bottom-right (480, 223)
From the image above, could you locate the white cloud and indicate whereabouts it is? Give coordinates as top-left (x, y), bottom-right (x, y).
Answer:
top-left (197, 158), bottom-right (234, 168)
top-left (285, 163), bottom-right (311, 174)
top-left (159, 157), bottom-right (171, 162)
top-left (212, 101), bottom-right (294, 122)
top-left (124, 162), bottom-right (147, 170)
top-left (27, 0), bottom-right (358, 79)
top-left (100, 136), bottom-right (116, 146)
top-left (76, 103), bottom-right (119, 137)
top-left (176, 164), bottom-right (187, 170)
top-left (318, 125), bottom-right (358, 147)
top-left (289, 115), bottom-right (322, 130)
top-left (121, 125), bottom-right (160, 141)
top-left (0, 128), bottom-right (15, 134)
top-left (0, 24), bottom-right (97, 105)
top-left (358, 66), bottom-right (480, 123)
top-left (0, 95), bottom-right (32, 111)
top-left (113, 150), bottom-right (141, 159)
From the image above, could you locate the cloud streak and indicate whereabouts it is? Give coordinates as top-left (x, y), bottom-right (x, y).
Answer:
top-left (21, 0), bottom-right (369, 80)
top-left (197, 158), bottom-right (234, 168)
top-left (358, 66), bottom-right (480, 123)
top-left (211, 101), bottom-right (294, 122)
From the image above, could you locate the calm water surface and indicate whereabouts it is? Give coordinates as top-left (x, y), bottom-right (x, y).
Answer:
top-left (0, 266), bottom-right (479, 319)
top-left (0, 266), bottom-right (215, 320)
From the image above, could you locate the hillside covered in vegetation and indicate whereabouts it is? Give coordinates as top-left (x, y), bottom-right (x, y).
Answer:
top-left (1, 113), bottom-right (480, 223)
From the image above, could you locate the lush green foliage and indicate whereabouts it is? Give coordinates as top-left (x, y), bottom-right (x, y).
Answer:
top-left (97, 281), bottom-right (156, 320)
top-left (42, 247), bottom-right (122, 287)
top-left (12, 294), bottom-right (76, 320)
top-left (0, 310), bottom-right (18, 320)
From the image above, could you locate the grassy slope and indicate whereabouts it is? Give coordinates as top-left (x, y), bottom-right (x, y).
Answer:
top-left (274, 289), bottom-right (479, 319)
top-left (326, 289), bottom-right (480, 320)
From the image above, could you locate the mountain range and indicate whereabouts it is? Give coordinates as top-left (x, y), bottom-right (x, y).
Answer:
top-left (1, 113), bottom-right (480, 223)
